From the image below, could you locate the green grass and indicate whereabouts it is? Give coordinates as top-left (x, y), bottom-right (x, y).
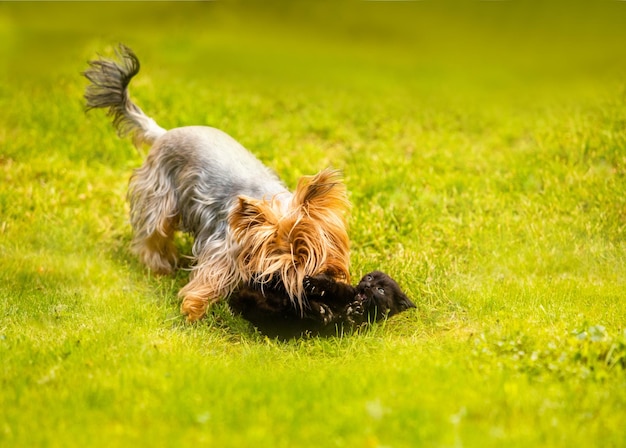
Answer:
top-left (2, 2), bottom-right (626, 447)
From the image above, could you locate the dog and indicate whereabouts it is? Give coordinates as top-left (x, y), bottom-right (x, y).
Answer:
top-left (83, 45), bottom-right (351, 321)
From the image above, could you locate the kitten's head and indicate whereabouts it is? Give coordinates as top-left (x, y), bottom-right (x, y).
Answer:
top-left (356, 271), bottom-right (415, 320)
top-left (229, 169), bottom-right (351, 311)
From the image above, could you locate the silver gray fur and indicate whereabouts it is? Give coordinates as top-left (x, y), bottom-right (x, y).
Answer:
top-left (131, 125), bottom-right (290, 259)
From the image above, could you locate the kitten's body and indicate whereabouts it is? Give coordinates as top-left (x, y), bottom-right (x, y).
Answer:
top-left (229, 271), bottom-right (416, 339)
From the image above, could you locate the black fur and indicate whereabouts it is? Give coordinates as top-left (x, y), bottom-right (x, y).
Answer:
top-left (229, 271), bottom-right (416, 339)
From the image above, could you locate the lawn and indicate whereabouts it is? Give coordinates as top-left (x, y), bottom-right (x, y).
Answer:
top-left (1, 2), bottom-right (626, 447)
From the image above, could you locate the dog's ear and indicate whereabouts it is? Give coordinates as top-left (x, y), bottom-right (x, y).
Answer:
top-left (229, 196), bottom-right (277, 233)
top-left (293, 169), bottom-right (350, 214)
top-left (291, 169), bottom-right (351, 283)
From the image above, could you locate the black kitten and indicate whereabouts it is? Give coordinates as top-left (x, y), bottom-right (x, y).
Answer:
top-left (229, 271), bottom-right (416, 339)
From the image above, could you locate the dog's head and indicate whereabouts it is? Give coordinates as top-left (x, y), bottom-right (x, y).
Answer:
top-left (229, 169), bottom-right (351, 309)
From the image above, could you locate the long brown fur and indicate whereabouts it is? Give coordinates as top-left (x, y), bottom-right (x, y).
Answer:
top-left (230, 170), bottom-right (351, 308)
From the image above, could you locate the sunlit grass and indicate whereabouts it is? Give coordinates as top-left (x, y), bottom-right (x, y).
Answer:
top-left (1, 2), bottom-right (626, 447)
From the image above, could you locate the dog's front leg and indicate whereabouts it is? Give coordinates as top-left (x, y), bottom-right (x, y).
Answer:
top-left (179, 274), bottom-right (228, 322)
top-left (178, 247), bottom-right (239, 322)
top-left (179, 287), bottom-right (213, 322)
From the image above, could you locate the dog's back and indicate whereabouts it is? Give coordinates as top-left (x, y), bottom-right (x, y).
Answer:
top-left (140, 126), bottom-right (289, 239)
top-left (150, 126), bottom-right (286, 198)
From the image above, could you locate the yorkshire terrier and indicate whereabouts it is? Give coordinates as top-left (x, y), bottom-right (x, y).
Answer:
top-left (83, 45), bottom-right (350, 321)
top-left (230, 271), bottom-right (416, 339)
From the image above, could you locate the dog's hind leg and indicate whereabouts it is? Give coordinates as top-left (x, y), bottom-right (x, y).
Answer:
top-left (128, 164), bottom-right (179, 275)
top-left (132, 217), bottom-right (178, 275)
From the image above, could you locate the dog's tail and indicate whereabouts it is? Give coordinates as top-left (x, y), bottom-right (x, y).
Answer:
top-left (84, 44), bottom-right (166, 148)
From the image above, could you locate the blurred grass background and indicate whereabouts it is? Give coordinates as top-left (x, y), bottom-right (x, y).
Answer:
top-left (1, 1), bottom-right (626, 447)
top-left (4, 1), bottom-right (626, 92)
